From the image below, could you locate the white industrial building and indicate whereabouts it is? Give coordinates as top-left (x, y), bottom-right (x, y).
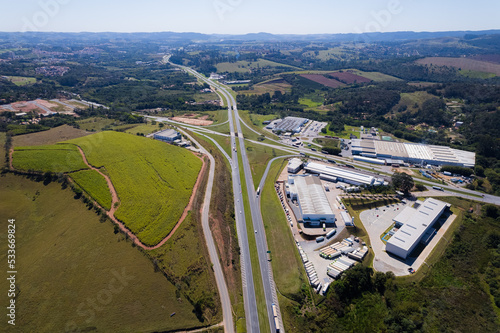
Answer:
top-left (287, 158), bottom-right (303, 174)
top-left (286, 175), bottom-right (335, 225)
top-left (386, 198), bottom-right (450, 259)
top-left (273, 117), bottom-right (309, 133)
top-left (351, 139), bottom-right (475, 168)
top-left (154, 129), bottom-right (181, 142)
top-left (304, 162), bottom-right (385, 186)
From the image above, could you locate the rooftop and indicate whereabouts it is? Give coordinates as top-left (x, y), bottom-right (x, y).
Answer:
top-left (387, 198), bottom-right (448, 252)
top-left (292, 175), bottom-right (334, 217)
top-left (305, 162), bottom-right (376, 186)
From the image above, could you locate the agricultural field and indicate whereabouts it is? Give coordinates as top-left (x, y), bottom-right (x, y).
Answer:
top-left (0, 132), bottom-right (6, 166)
top-left (459, 69), bottom-right (496, 79)
top-left (70, 170), bottom-right (112, 210)
top-left (299, 74), bottom-right (345, 88)
top-left (13, 144), bottom-right (88, 173)
top-left (215, 59), bottom-right (299, 73)
top-left (2, 75), bottom-right (37, 86)
top-left (327, 71), bottom-right (372, 84)
top-left (0, 174), bottom-right (206, 332)
top-left (66, 131), bottom-right (203, 246)
top-left (12, 125), bottom-right (90, 147)
top-left (239, 78), bottom-right (293, 95)
top-left (302, 47), bottom-right (345, 61)
top-left (347, 69), bottom-right (402, 82)
top-left (313, 137), bottom-right (340, 148)
top-left (76, 117), bottom-right (118, 131)
top-left (123, 122), bottom-right (162, 136)
top-left (416, 57), bottom-right (500, 76)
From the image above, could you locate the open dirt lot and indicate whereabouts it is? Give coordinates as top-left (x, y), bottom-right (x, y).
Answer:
top-left (172, 116), bottom-right (213, 126)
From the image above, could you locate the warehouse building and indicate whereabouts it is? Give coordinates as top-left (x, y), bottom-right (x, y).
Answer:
top-left (304, 162), bottom-right (385, 186)
top-left (286, 175), bottom-right (335, 225)
top-left (351, 139), bottom-right (475, 168)
top-left (154, 129), bottom-right (181, 142)
top-left (287, 158), bottom-right (303, 174)
top-left (386, 198), bottom-right (450, 259)
top-left (273, 117), bottom-right (309, 133)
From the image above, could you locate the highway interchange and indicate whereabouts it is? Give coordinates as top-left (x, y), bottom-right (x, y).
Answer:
top-left (158, 55), bottom-right (500, 333)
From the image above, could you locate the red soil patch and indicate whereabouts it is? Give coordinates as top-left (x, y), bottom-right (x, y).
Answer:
top-left (300, 74), bottom-right (345, 88)
top-left (172, 117), bottom-right (214, 126)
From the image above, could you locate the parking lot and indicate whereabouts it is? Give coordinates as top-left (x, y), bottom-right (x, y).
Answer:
top-left (301, 120), bottom-right (327, 138)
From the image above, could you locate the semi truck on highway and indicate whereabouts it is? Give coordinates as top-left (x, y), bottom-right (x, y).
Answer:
top-left (256, 187), bottom-right (261, 195)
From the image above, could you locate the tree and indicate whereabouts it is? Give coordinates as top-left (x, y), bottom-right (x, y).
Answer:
top-left (392, 172), bottom-right (414, 194)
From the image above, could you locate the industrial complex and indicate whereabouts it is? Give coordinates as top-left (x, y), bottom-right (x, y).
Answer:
top-left (351, 139), bottom-right (475, 168)
top-left (386, 198), bottom-right (450, 259)
top-left (304, 161), bottom-right (386, 186)
top-left (286, 175), bottom-right (335, 225)
top-left (272, 116), bottom-right (309, 133)
top-left (153, 129), bottom-right (181, 142)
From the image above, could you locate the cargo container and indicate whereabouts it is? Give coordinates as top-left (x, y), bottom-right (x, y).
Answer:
top-left (272, 303), bottom-right (278, 318)
top-left (326, 229), bottom-right (337, 239)
top-left (316, 236), bottom-right (325, 243)
top-left (274, 316), bottom-right (280, 332)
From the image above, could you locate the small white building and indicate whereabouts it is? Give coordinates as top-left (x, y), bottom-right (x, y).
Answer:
top-left (287, 158), bottom-right (303, 174)
top-left (154, 129), bottom-right (181, 142)
top-left (386, 198), bottom-right (450, 259)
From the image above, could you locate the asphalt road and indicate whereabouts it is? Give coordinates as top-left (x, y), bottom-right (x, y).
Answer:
top-left (170, 60), bottom-right (261, 333)
top-left (179, 128), bottom-right (235, 333)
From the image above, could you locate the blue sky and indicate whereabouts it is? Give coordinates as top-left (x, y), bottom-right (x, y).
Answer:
top-left (1, 0), bottom-right (499, 34)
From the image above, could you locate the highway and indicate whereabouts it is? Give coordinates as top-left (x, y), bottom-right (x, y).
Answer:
top-left (162, 55), bottom-right (500, 333)
top-left (168, 59), bottom-right (263, 333)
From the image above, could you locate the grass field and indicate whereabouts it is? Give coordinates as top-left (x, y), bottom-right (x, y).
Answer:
top-left (416, 57), bottom-right (500, 76)
top-left (70, 170), bottom-right (112, 210)
top-left (320, 125), bottom-right (360, 139)
top-left (390, 91), bottom-right (435, 115)
top-left (347, 69), bottom-right (402, 82)
top-left (459, 69), bottom-right (497, 79)
top-left (261, 159), bottom-right (307, 299)
top-left (77, 117), bottom-right (118, 131)
top-left (124, 122), bottom-right (162, 136)
top-left (239, 78), bottom-right (293, 95)
top-left (239, 110), bottom-right (281, 142)
top-left (13, 124), bottom-right (90, 147)
top-left (66, 131), bottom-right (203, 246)
top-left (0, 174), bottom-right (205, 332)
top-left (13, 144), bottom-right (89, 173)
top-left (4, 75), bottom-right (36, 86)
top-left (245, 141), bottom-right (289, 189)
top-left (299, 97), bottom-right (323, 109)
top-left (216, 59), bottom-right (299, 73)
top-left (313, 137), bottom-right (340, 148)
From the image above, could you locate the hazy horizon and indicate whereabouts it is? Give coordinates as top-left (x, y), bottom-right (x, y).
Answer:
top-left (1, 0), bottom-right (499, 35)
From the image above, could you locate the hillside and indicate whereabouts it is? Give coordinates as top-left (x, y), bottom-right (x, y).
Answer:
top-left (66, 131), bottom-right (203, 246)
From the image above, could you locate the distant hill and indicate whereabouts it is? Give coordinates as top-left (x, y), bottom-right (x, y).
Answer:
top-left (1, 29), bottom-right (500, 43)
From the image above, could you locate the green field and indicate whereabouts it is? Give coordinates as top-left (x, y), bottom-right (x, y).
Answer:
top-left (4, 75), bottom-right (36, 86)
top-left (245, 141), bottom-right (288, 189)
top-left (459, 69), bottom-right (497, 79)
top-left (13, 144), bottom-right (89, 173)
top-left (216, 59), bottom-right (300, 73)
top-left (347, 69), bottom-right (402, 82)
top-left (12, 125), bottom-right (90, 147)
top-left (0, 132), bottom-right (6, 167)
top-left (299, 97), bottom-right (323, 109)
top-left (261, 159), bottom-right (308, 298)
top-left (124, 122), bottom-right (162, 135)
top-left (77, 117), bottom-right (118, 131)
top-left (0, 174), bottom-right (205, 332)
top-left (320, 124), bottom-right (360, 139)
top-left (66, 132), bottom-right (203, 246)
top-left (313, 137), bottom-right (340, 148)
top-left (391, 91), bottom-right (435, 115)
top-left (70, 170), bottom-right (112, 210)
